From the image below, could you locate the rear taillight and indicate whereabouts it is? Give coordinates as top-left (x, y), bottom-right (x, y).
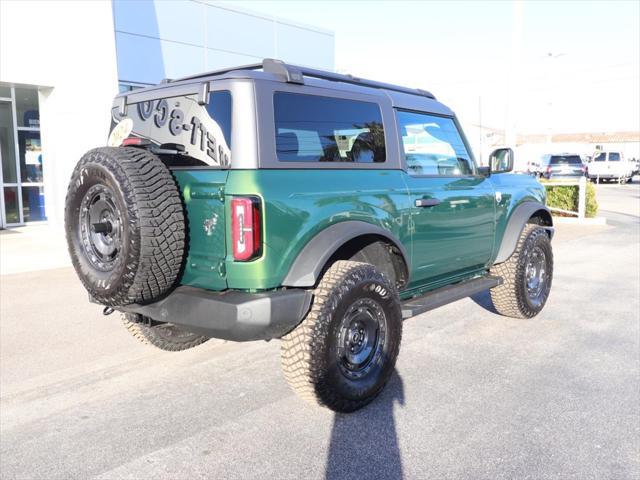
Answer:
top-left (231, 197), bottom-right (261, 261)
top-left (546, 165), bottom-right (552, 173)
top-left (122, 137), bottom-right (150, 147)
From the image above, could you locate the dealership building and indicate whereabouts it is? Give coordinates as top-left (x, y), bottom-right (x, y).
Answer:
top-left (0, 0), bottom-right (334, 228)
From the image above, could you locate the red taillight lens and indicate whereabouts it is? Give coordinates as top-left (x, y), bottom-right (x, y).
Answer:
top-left (122, 136), bottom-right (150, 147)
top-left (546, 166), bottom-right (552, 173)
top-left (231, 197), bottom-right (261, 261)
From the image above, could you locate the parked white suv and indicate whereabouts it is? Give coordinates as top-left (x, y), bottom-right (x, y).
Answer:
top-left (588, 151), bottom-right (633, 183)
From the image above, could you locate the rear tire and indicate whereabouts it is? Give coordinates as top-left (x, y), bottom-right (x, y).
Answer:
top-left (122, 313), bottom-right (208, 351)
top-left (65, 147), bottom-right (185, 306)
top-left (490, 224), bottom-right (553, 319)
top-left (280, 261), bottom-right (402, 412)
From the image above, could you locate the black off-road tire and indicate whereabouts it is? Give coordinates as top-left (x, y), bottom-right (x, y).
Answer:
top-left (122, 313), bottom-right (208, 351)
top-left (490, 224), bottom-right (553, 318)
top-left (281, 261), bottom-right (402, 412)
top-left (65, 147), bottom-right (185, 306)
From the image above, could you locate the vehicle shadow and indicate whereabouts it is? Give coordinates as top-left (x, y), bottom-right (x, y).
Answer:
top-left (325, 371), bottom-right (405, 480)
top-left (470, 289), bottom-right (498, 314)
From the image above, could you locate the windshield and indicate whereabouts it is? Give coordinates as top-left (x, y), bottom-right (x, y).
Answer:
top-left (550, 155), bottom-right (582, 165)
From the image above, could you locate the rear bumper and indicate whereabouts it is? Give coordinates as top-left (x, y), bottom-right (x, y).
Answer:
top-left (115, 286), bottom-right (313, 341)
top-left (588, 173), bottom-right (622, 179)
top-left (545, 172), bottom-right (584, 179)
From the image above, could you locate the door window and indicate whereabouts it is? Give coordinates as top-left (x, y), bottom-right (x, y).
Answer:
top-left (609, 152), bottom-right (620, 161)
top-left (397, 110), bottom-right (474, 176)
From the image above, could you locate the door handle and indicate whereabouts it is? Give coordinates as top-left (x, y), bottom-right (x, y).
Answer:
top-left (415, 198), bottom-right (441, 207)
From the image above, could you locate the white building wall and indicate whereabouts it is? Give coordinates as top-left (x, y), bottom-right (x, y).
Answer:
top-left (113, 0), bottom-right (335, 84)
top-left (0, 0), bottom-right (119, 227)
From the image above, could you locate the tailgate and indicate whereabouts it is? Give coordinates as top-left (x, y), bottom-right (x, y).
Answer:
top-left (173, 170), bottom-right (228, 290)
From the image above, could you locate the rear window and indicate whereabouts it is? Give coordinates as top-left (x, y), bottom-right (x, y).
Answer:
top-left (274, 92), bottom-right (386, 163)
top-left (205, 91), bottom-right (232, 148)
top-left (550, 155), bottom-right (582, 165)
top-left (609, 152), bottom-right (620, 161)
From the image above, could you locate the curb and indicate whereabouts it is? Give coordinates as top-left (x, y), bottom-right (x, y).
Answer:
top-left (552, 216), bottom-right (607, 226)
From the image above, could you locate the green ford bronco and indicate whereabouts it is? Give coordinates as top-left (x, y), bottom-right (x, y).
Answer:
top-left (65, 59), bottom-right (554, 412)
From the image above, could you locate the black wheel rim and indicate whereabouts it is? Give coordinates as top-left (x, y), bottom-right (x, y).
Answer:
top-left (525, 246), bottom-right (548, 306)
top-left (336, 297), bottom-right (387, 380)
top-left (79, 184), bottom-right (123, 271)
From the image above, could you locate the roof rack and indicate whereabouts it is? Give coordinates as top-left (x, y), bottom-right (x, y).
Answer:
top-left (170, 62), bottom-right (264, 83)
top-left (172, 58), bottom-right (435, 99)
top-left (262, 59), bottom-right (435, 99)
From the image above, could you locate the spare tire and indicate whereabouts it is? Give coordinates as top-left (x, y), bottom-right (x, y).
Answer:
top-left (65, 147), bottom-right (185, 306)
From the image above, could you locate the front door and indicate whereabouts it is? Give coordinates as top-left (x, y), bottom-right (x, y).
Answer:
top-left (396, 110), bottom-right (495, 289)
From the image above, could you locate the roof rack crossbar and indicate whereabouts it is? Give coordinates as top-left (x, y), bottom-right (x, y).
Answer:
top-left (263, 58), bottom-right (435, 99)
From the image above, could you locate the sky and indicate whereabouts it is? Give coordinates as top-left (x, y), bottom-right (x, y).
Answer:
top-left (226, 0), bottom-right (640, 135)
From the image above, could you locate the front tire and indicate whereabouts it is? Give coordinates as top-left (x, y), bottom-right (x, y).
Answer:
top-left (490, 224), bottom-right (553, 319)
top-left (280, 261), bottom-right (402, 412)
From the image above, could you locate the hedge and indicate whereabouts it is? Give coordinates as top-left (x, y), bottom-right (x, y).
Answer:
top-left (544, 181), bottom-right (598, 218)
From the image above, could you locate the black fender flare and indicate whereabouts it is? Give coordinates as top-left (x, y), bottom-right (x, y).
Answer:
top-left (494, 201), bottom-right (554, 264)
top-left (282, 221), bottom-right (410, 287)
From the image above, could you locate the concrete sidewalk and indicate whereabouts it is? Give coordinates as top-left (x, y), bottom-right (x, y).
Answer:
top-left (0, 225), bottom-right (70, 275)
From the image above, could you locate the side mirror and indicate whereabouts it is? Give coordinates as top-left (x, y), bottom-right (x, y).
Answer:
top-left (477, 166), bottom-right (491, 176)
top-left (489, 148), bottom-right (514, 173)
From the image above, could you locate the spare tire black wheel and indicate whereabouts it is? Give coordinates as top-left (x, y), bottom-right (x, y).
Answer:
top-left (65, 147), bottom-right (186, 306)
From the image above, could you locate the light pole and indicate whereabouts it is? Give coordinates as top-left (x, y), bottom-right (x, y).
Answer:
top-left (544, 52), bottom-right (566, 145)
top-left (504, 0), bottom-right (524, 148)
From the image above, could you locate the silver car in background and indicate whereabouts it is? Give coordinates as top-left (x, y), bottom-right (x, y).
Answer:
top-left (541, 153), bottom-right (586, 180)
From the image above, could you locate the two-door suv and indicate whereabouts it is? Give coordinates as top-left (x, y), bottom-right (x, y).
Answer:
top-left (65, 59), bottom-right (554, 412)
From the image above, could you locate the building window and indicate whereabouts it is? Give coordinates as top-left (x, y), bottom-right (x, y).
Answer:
top-left (0, 84), bottom-right (45, 227)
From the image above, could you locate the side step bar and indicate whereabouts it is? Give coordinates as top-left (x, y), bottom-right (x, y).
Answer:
top-left (401, 276), bottom-right (502, 319)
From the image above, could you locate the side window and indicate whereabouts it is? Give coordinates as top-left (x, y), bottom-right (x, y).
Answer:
top-left (593, 152), bottom-right (606, 162)
top-left (274, 92), bottom-right (386, 163)
top-left (609, 152), bottom-right (620, 161)
top-left (396, 110), bottom-right (474, 176)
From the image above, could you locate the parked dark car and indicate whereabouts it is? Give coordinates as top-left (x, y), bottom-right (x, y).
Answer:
top-left (541, 154), bottom-right (586, 179)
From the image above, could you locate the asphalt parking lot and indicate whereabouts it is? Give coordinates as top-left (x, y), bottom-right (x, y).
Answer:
top-left (1, 180), bottom-right (639, 480)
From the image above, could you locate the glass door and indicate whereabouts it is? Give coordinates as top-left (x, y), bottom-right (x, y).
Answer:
top-left (0, 85), bottom-right (45, 227)
top-left (0, 97), bottom-right (21, 227)
top-left (15, 87), bottom-right (45, 223)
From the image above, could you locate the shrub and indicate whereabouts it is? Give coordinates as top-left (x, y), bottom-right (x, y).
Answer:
top-left (544, 182), bottom-right (598, 218)
top-left (585, 182), bottom-right (598, 217)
